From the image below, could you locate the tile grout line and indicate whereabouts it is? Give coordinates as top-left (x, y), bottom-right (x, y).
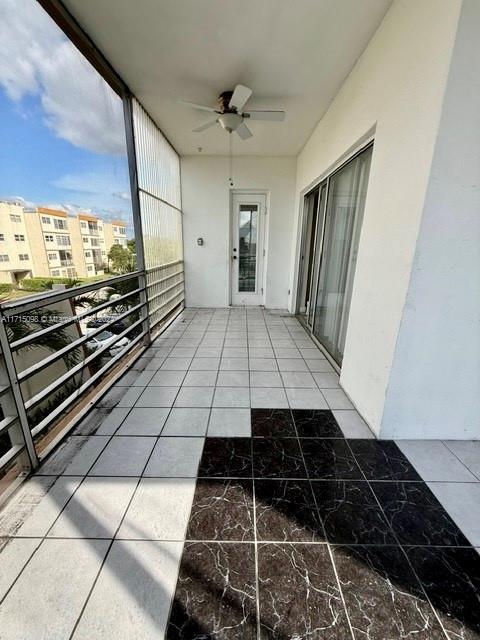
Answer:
top-left (441, 440), bottom-right (480, 482)
top-left (342, 438), bottom-right (452, 640)
top-left (71, 307), bottom-right (207, 639)
top-left (293, 411), bottom-right (356, 640)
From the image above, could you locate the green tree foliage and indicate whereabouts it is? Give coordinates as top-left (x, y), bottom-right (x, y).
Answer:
top-left (107, 243), bottom-right (136, 274)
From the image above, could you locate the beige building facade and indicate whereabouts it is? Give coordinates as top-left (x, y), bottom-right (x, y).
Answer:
top-left (0, 201), bottom-right (128, 284)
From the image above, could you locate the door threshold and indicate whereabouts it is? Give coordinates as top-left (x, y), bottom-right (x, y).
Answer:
top-left (296, 314), bottom-right (341, 375)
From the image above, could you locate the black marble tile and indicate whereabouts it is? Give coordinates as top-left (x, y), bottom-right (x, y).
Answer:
top-left (251, 408), bottom-right (296, 437)
top-left (300, 438), bottom-right (363, 480)
top-left (312, 481), bottom-right (396, 544)
top-left (166, 542), bottom-right (257, 639)
top-left (187, 479), bottom-right (254, 541)
top-left (292, 409), bottom-right (344, 438)
top-left (257, 543), bottom-right (350, 639)
top-left (332, 545), bottom-right (445, 639)
top-left (349, 440), bottom-right (422, 481)
top-left (372, 481), bottom-right (470, 546)
top-left (255, 479), bottom-right (324, 542)
top-left (407, 546), bottom-right (480, 640)
top-left (253, 437), bottom-right (307, 478)
top-left (198, 438), bottom-right (252, 478)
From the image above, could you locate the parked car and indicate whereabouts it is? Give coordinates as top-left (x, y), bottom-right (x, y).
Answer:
top-left (85, 329), bottom-right (130, 356)
top-left (86, 316), bottom-right (129, 335)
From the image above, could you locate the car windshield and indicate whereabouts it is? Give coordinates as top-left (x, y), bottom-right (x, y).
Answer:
top-left (95, 331), bottom-right (113, 341)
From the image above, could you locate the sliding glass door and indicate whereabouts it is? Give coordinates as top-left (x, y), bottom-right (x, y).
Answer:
top-left (309, 145), bottom-right (372, 364)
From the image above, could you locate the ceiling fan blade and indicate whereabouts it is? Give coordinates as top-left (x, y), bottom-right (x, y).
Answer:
top-left (236, 122), bottom-right (253, 140)
top-left (244, 110), bottom-right (286, 121)
top-left (229, 84), bottom-right (252, 111)
top-left (180, 100), bottom-right (217, 113)
top-left (193, 119), bottom-right (218, 132)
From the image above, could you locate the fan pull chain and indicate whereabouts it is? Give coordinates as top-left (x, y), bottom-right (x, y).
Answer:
top-left (228, 132), bottom-right (234, 187)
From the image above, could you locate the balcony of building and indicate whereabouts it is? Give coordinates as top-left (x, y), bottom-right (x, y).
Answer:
top-left (0, 0), bottom-right (479, 638)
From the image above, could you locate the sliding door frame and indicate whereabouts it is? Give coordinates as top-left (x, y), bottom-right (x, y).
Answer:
top-left (295, 139), bottom-right (374, 370)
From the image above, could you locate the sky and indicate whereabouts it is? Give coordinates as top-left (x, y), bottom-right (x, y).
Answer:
top-left (0, 0), bottom-right (134, 236)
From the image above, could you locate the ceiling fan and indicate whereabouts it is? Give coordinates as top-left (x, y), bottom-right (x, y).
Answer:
top-left (180, 84), bottom-right (285, 140)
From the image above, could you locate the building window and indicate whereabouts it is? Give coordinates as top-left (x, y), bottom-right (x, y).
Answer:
top-left (120, 227), bottom-right (126, 235)
top-left (51, 270), bottom-right (60, 276)
top-left (83, 237), bottom-right (88, 243)
top-left (0, 234), bottom-right (4, 241)
top-left (91, 239), bottom-right (99, 247)
top-left (14, 234), bottom-right (25, 241)
top-left (9, 214), bottom-right (21, 223)
top-left (56, 235), bottom-right (70, 246)
top-left (41, 216), bottom-right (51, 224)
top-left (18, 254), bottom-right (29, 261)
top-left (84, 251), bottom-right (91, 258)
top-left (45, 235), bottom-right (54, 242)
top-left (0, 255), bottom-right (9, 262)
top-left (87, 265), bottom-right (93, 271)
top-left (53, 218), bottom-right (67, 230)
top-left (48, 253), bottom-right (57, 260)
top-left (80, 221), bottom-right (87, 229)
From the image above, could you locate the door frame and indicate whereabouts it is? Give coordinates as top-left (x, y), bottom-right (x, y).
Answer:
top-left (292, 129), bottom-right (375, 319)
top-left (293, 136), bottom-right (375, 370)
top-left (229, 189), bottom-right (269, 306)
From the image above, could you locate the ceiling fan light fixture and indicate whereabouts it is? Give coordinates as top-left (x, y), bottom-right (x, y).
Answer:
top-left (218, 112), bottom-right (242, 133)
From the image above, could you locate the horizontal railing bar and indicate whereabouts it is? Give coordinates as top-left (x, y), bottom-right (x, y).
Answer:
top-left (17, 301), bottom-right (145, 383)
top-left (149, 289), bottom-right (185, 320)
top-left (0, 444), bottom-right (24, 474)
top-left (0, 271), bottom-right (143, 316)
top-left (31, 330), bottom-right (145, 437)
top-left (24, 316), bottom-right (144, 410)
top-left (146, 270), bottom-right (184, 289)
top-left (138, 188), bottom-right (182, 214)
top-left (145, 260), bottom-right (182, 274)
top-left (149, 299), bottom-right (184, 331)
top-left (147, 279), bottom-right (184, 304)
top-left (0, 383), bottom-right (11, 398)
top-left (9, 286), bottom-right (144, 351)
top-left (0, 414), bottom-right (17, 436)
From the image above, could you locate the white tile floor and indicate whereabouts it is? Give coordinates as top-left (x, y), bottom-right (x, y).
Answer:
top-left (0, 307), bottom-right (479, 639)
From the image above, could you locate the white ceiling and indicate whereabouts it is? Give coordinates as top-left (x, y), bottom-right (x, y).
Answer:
top-left (63, 0), bottom-right (392, 156)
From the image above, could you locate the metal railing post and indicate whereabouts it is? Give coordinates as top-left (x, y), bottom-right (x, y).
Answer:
top-left (123, 93), bottom-right (152, 346)
top-left (0, 310), bottom-right (38, 470)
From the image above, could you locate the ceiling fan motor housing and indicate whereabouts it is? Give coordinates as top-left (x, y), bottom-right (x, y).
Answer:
top-left (218, 112), bottom-right (243, 133)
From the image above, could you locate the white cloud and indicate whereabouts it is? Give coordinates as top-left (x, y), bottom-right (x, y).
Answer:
top-left (0, 0), bottom-right (127, 155)
top-left (49, 168), bottom-right (133, 230)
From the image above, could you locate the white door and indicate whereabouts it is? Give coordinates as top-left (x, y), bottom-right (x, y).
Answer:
top-left (231, 193), bottom-right (266, 305)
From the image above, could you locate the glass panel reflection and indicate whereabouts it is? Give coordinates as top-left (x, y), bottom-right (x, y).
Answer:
top-left (313, 146), bottom-right (372, 364)
top-left (238, 205), bottom-right (258, 292)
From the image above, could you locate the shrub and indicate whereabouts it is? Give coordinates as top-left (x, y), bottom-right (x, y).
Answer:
top-left (0, 283), bottom-right (13, 293)
top-left (20, 278), bottom-right (54, 291)
top-left (20, 277), bottom-right (81, 292)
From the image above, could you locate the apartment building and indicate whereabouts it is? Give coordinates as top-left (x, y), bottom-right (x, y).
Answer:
top-left (0, 201), bottom-right (128, 283)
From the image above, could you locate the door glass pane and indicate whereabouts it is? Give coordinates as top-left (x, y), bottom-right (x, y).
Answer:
top-left (313, 147), bottom-right (372, 364)
top-left (239, 204), bottom-right (258, 292)
top-left (307, 184), bottom-right (326, 327)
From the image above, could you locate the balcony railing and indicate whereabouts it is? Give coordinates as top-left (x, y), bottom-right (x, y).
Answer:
top-left (0, 261), bottom-right (184, 503)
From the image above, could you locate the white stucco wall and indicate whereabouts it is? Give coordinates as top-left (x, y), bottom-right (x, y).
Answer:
top-left (181, 156), bottom-right (296, 308)
top-left (380, 0), bottom-right (480, 439)
top-left (292, 0), bottom-right (462, 434)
